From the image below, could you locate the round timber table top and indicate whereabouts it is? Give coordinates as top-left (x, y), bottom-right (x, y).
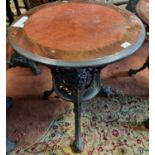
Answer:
top-left (8, 1), bottom-right (145, 68)
top-left (136, 0), bottom-right (149, 25)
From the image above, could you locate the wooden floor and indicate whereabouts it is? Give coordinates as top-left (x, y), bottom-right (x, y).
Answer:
top-left (6, 40), bottom-right (149, 148)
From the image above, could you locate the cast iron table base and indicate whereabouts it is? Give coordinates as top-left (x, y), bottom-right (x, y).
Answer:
top-left (42, 70), bottom-right (112, 100)
top-left (43, 67), bottom-right (101, 152)
top-left (42, 67), bottom-right (113, 151)
top-left (42, 85), bottom-right (113, 100)
top-left (7, 52), bottom-right (41, 75)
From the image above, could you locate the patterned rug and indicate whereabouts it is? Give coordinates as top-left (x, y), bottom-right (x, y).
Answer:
top-left (11, 90), bottom-right (149, 155)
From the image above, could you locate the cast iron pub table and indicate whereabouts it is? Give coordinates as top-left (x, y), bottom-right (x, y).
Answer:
top-left (8, 1), bottom-right (145, 153)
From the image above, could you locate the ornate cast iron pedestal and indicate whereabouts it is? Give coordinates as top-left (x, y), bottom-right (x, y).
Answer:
top-left (43, 67), bottom-right (101, 152)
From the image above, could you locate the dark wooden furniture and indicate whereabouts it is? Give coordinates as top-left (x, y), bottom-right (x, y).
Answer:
top-left (6, 0), bottom-right (14, 24)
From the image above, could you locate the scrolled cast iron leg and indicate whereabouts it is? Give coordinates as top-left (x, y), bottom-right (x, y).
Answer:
top-left (10, 52), bottom-right (41, 75)
top-left (72, 93), bottom-right (84, 153)
top-left (128, 56), bottom-right (149, 76)
top-left (42, 88), bottom-right (54, 100)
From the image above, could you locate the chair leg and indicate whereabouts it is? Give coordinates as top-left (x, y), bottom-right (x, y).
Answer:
top-left (23, 0), bottom-right (30, 10)
top-left (6, 0), bottom-right (14, 24)
top-left (13, 0), bottom-right (21, 16)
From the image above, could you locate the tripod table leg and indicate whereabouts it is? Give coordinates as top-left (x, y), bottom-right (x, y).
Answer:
top-left (72, 91), bottom-right (84, 153)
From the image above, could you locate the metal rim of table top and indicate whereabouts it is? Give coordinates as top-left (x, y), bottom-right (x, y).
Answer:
top-left (9, 1), bottom-right (146, 68)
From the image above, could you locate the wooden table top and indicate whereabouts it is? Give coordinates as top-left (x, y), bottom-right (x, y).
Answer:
top-left (8, 1), bottom-right (145, 67)
top-left (136, 0), bottom-right (149, 25)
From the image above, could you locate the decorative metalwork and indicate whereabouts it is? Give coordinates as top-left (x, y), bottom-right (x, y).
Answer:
top-left (43, 67), bottom-right (101, 152)
top-left (51, 67), bottom-right (101, 102)
top-left (8, 52), bottom-right (41, 75)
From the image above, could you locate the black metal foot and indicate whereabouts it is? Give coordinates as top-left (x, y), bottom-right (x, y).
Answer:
top-left (144, 119), bottom-right (149, 129)
top-left (73, 137), bottom-right (84, 153)
top-left (13, 0), bottom-right (21, 16)
top-left (72, 98), bottom-right (84, 153)
top-left (100, 86), bottom-right (113, 97)
top-left (42, 89), bottom-right (54, 100)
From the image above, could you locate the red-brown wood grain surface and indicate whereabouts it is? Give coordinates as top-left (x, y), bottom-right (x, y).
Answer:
top-left (9, 2), bottom-right (143, 61)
